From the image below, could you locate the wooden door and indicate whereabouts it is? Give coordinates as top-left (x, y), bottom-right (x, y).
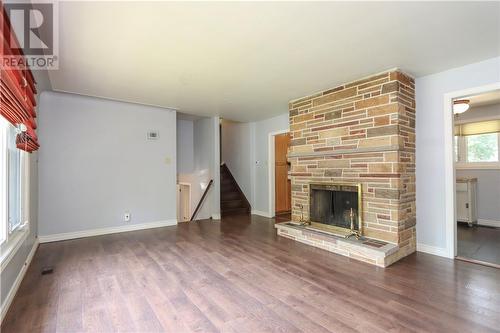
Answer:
top-left (275, 133), bottom-right (291, 214)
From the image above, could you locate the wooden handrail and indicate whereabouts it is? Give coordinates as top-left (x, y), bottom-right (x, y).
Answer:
top-left (190, 179), bottom-right (214, 221)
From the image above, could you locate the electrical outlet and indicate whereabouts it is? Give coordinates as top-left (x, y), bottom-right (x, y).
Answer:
top-left (123, 212), bottom-right (131, 222)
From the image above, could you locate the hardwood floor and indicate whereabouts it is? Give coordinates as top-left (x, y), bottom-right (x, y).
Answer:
top-left (2, 215), bottom-right (500, 333)
top-left (457, 224), bottom-right (500, 266)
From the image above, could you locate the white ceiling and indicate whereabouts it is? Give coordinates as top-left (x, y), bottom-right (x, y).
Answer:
top-left (46, 1), bottom-right (500, 122)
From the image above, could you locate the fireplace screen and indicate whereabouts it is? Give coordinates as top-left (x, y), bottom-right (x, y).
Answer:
top-left (309, 184), bottom-right (361, 232)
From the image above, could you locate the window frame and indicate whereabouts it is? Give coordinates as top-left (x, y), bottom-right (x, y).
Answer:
top-left (455, 132), bottom-right (500, 169)
top-left (0, 118), bottom-right (30, 271)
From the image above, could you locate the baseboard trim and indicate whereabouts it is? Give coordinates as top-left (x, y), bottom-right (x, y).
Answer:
top-left (417, 243), bottom-right (450, 258)
top-left (39, 219), bottom-right (178, 243)
top-left (477, 219), bottom-right (500, 228)
top-left (251, 210), bottom-right (273, 218)
top-left (211, 213), bottom-right (221, 220)
top-left (1, 238), bottom-right (39, 323)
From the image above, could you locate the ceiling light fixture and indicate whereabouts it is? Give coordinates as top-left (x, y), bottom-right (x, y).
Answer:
top-left (453, 99), bottom-right (470, 114)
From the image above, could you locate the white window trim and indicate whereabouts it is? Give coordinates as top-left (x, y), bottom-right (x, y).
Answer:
top-left (0, 119), bottom-right (30, 272)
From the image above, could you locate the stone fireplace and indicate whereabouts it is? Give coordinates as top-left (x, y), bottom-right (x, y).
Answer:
top-left (275, 69), bottom-right (416, 267)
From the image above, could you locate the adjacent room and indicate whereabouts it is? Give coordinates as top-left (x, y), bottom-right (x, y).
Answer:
top-left (1, 1), bottom-right (499, 332)
top-left (453, 92), bottom-right (500, 267)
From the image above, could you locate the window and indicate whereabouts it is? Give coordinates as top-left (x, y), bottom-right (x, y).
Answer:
top-left (455, 132), bottom-right (500, 168)
top-left (466, 133), bottom-right (498, 162)
top-left (8, 124), bottom-right (22, 232)
top-left (0, 116), bottom-right (29, 262)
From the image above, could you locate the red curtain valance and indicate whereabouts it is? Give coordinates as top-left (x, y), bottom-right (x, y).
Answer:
top-left (1, 6), bottom-right (39, 152)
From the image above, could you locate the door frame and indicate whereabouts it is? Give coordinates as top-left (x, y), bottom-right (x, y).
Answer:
top-left (268, 129), bottom-right (290, 218)
top-left (443, 82), bottom-right (500, 258)
top-left (177, 182), bottom-right (191, 222)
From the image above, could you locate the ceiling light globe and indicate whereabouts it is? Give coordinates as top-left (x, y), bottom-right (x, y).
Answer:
top-left (453, 100), bottom-right (470, 114)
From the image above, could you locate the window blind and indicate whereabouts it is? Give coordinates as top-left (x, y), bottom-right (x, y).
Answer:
top-left (454, 119), bottom-right (500, 137)
top-left (0, 7), bottom-right (39, 152)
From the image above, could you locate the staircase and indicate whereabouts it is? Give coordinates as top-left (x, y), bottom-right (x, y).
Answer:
top-left (221, 164), bottom-right (251, 216)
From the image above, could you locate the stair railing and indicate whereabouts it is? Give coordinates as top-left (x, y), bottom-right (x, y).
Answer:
top-left (190, 179), bottom-right (214, 221)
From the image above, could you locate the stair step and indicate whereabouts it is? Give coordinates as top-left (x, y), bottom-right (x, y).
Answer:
top-left (221, 199), bottom-right (245, 209)
top-left (222, 192), bottom-right (240, 201)
top-left (221, 184), bottom-right (237, 192)
top-left (222, 207), bottom-right (250, 216)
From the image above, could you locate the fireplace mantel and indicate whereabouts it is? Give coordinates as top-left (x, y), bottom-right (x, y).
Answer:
top-left (288, 144), bottom-right (400, 158)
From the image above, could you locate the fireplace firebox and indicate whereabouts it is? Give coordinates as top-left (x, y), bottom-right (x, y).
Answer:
top-left (308, 183), bottom-right (362, 237)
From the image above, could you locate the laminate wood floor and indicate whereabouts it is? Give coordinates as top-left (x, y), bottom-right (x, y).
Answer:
top-left (457, 224), bottom-right (500, 266)
top-left (2, 215), bottom-right (500, 333)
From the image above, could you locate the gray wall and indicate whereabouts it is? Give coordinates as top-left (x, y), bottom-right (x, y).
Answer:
top-left (456, 169), bottom-right (500, 221)
top-left (415, 56), bottom-right (500, 251)
top-left (38, 91), bottom-right (177, 236)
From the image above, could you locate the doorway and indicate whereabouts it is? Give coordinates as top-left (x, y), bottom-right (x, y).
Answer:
top-left (445, 85), bottom-right (500, 268)
top-left (177, 183), bottom-right (191, 222)
top-left (453, 91), bottom-right (500, 267)
top-left (274, 132), bottom-right (291, 217)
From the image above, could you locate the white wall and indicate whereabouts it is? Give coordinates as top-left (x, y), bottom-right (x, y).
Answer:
top-left (252, 113), bottom-right (289, 215)
top-left (221, 119), bottom-right (253, 202)
top-left (192, 117), bottom-right (220, 219)
top-left (415, 56), bottom-right (500, 253)
top-left (177, 116), bottom-right (219, 220)
top-left (220, 113), bottom-right (289, 216)
top-left (38, 92), bottom-right (177, 237)
top-left (176, 118), bottom-right (197, 218)
top-left (212, 117), bottom-right (221, 218)
top-left (177, 119), bottom-right (194, 174)
top-left (252, 112), bottom-right (290, 215)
